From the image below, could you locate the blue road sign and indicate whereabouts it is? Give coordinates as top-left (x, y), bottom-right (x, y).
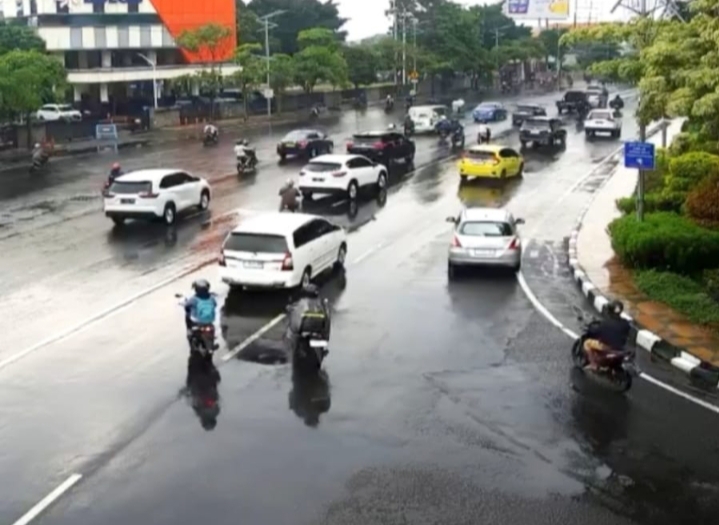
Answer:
top-left (624, 141), bottom-right (655, 170)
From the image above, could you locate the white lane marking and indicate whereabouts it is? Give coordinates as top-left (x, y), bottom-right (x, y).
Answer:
top-left (11, 473), bottom-right (82, 525)
top-left (516, 270), bottom-right (719, 415)
top-left (221, 313), bottom-right (286, 362)
top-left (352, 243), bottom-right (386, 264)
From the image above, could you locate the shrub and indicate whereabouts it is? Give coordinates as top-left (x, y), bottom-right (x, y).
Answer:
top-left (615, 191), bottom-right (685, 214)
top-left (609, 212), bottom-right (719, 274)
top-left (635, 270), bottom-right (719, 325)
top-left (669, 131), bottom-right (719, 156)
top-left (702, 268), bottom-right (719, 301)
top-left (685, 174), bottom-right (719, 228)
top-left (666, 151), bottom-right (719, 192)
top-left (645, 148), bottom-right (670, 193)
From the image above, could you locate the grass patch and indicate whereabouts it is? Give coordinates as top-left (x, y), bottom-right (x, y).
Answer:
top-left (634, 269), bottom-right (719, 325)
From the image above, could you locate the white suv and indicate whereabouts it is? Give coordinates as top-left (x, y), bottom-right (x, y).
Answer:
top-left (36, 104), bottom-right (82, 122)
top-left (298, 154), bottom-right (388, 201)
top-left (103, 169), bottom-right (211, 227)
top-left (219, 213), bottom-right (347, 290)
top-left (584, 109), bottom-right (622, 139)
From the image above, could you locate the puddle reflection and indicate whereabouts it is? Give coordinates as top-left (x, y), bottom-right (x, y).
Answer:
top-left (181, 353), bottom-right (221, 431)
top-left (289, 369), bottom-right (331, 427)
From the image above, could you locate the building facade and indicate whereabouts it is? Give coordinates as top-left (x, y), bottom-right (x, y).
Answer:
top-left (1, 0), bottom-right (237, 110)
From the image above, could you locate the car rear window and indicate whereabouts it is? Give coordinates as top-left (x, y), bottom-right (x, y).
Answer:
top-left (564, 91), bottom-right (585, 101)
top-left (460, 221), bottom-right (513, 237)
top-left (223, 233), bottom-right (288, 253)
top-left (516, 106), bottom-right (535, 112)
top-left (109, 181), bottom-right (152, 194)
top-left (523, 119), bottom-right (550, 130)
top-left (467, 150), bottom-right (497, 161)
top-left (353, 134), bottom-right (383, 145)
top-left (305, 162), bottom-right (343, 173)
top-left (433, 107), bottom-right (447, 116)
top-left (590, 111), bottom-right (613, 120)
top-left (282, 130), bottom-right (308, 141)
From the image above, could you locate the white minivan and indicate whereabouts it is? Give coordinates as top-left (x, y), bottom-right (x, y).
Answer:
top-left (219, 213), bottom-right (347, 290)
top-left (408, 105), bottom-right (448, 133)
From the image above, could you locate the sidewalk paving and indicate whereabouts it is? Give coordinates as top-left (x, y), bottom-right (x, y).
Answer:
top-left (570, 119), bottom-right (719, 383)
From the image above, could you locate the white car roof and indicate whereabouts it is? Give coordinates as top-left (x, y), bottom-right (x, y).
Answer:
top-left (115, 169), bottom-right (184, 182)
top-left (230, 212), bottom-right (321, 237)
top-left (461, 207), bottom-right (514, 222)
top-left (309, 154), bottom-right (365, 164)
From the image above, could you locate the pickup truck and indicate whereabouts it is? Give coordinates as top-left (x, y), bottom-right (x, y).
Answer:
top-left (519, 117), bottom-right (567, 148)
top-left (556, 91), bottom-right (590, 115)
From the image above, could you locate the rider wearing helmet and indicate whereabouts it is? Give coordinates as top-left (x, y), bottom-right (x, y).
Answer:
top-left (279, 178), bottom-right (301, 212)
top-left (234, 138), bottom-right (257, 168)
top-left (184, 279), bottom-right (218, 340)
top-left (108, 162), bottom-right (123, 185)
top-left (583, 300), bottom-right (631, 370)
top-left (288, 283), bottom-right (330, 343)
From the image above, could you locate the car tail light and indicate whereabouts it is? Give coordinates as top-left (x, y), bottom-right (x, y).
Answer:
top-left (508, 238), bottom-right (519, 250)
top-left (298, 140), bottom-right (308, 148)
top-left (139, 192), bottom-right (159, 199)
top-left (219, 253), bottom-right (226, 266)
top-left (451, 235), bottom-right (461, 248)
top-left (281, 252), bottom-right (293, 271)
top-left (332, 171), bottom-right (347, 178)
top-left (373, 141), bottom-right (386, 149)
top-left (346, 141), bottom-right (353, 150)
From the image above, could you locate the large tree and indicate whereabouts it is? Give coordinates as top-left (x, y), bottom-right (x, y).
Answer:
top-left (232, 43), bottom-right (265, 115)
top-left (0, 23), bottom-right (46, 55)
top-left (244, 0), bottom-right (347, 54)
top-left (293, 27), bottom-right (348, 91)
top-left (342, 44), bottom-right (379, 88)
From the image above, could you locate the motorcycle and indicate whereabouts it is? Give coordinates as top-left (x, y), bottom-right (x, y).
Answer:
top-left (384, 100), bottom-right (394, 113)
top-left (403, 122), bottom-right (415, 137)
top-left (609, 97), bottom-right (625, 110)
top-left (203, 132), bottom-right (218, 146)
top-left (236, 153), bottom-right (257, 175)
top-left (287, 299), bottom-right (331, 372)
top-left (176, 294), bottom-right (218, 363)
top-left (29, 151), bottom-right (49, 173)
top-left (477, 129), bottom-right (491, 144)
top-left (451, 128), bottom-right (465, 149)
top-left (570, 309), bottom-right (638, 392)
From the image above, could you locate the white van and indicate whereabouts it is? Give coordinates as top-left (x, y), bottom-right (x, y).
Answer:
top-left (409, 105), bottom-right (448, 134)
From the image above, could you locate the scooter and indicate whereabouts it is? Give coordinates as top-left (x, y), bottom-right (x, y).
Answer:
top-left (29, 151), bottom-right (49, 173)
top-left (236, 153), bottom-right (257, 175)
top-left (176, 294), bottom-right (218, 363)
top-left (287, 299), bottom-right (331, 372)
top-left (570, 309), bottom-right (638, 393)
top-left (451, 128), bottom-right (465, 149)
top-left (203, 132), bottom-right (219, 146)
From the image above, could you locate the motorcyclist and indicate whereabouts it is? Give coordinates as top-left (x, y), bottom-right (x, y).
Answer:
top-left (583, 300), bottom-right (631, 371)
top-left (183, 279), bottom-right (218, 345)
top-left (203, 123), bottom-right (218, 142)
top-left (288, 284), bottom-right (330, 343)
top-left (451, 98), bottom-right (465, 115)
top-left (403, 114), bottom-right (415, 135)
top-left (477, 123), bottom-right (491, 143)
top-left (435, 115), bottom-right (452, 137)
top-left (385, 94), bottom-right (394, 108)
top-left (108, 162), bottom-right (123, 184)
top-left (279, 178), bottom-right (301, 212)
top-left (611, 94), bottom-right (624, 109)
top-left (234, 139), bottom-right (257, 168)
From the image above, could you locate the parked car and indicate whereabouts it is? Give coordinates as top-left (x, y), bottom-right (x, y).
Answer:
top-left (298, 154), bottom-right (388, 201)
top-left (408, 105), bottom-right (448, 133)
top-left (556, 91), bottom-right (591, 115)
top-left (103, 169), bottom-right (211, 227)
top-left (584, 109), bottom-right (622, 139)
top-left (219, 213), bottom-right (347, 290)
top-left (36, 104), bottom-right (82, 122)
top-left (472, 102), bottom-right (508, 123)
top-left (277, 129), bottom-right (334, 161)
top-left (446, 207), bottom-right (525, 277)
top-left (458, 145), bottom-right (524, 180)
top-left (346, 129), bottom-right (415, 165)
top-left (519, 117), bottom-right (567, 148)
top-left (512, 104), bottom-right (547, 126)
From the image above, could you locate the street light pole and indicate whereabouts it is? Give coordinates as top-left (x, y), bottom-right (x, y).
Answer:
top-left (402, 13), bottom-right (407, 85)
top-left (136, 52), bottom-right (157, 109)
top-left (637, 0), bottom-right (648, 221)
top-left (259, 10), bottom-right (285, 120)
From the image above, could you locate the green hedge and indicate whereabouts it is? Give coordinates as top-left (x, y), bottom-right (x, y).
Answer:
top-left (615, 191), bottom-right (685, 214)
top-left (609, 212), bottom-right (719, 274)
top-left (635, 270), bottom-right (719, 325)
top-left (666, 151), bottom-right (719, 192)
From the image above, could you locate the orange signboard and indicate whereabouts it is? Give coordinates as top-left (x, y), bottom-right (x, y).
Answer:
top-left (149, 0), bottom-right (236, 63)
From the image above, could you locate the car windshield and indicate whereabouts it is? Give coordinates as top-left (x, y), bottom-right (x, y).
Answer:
top-left (460, 221), bottom-right (513, 237)
top-left (282, 131), bottom-right (309, 141)
top-left (466, 150), bottom-right (497, 161)
top-left (305, 162), bottom-right (343, 173)
top-left (432, 107), bottom-right (447, 116)
top-left (224, 233), bottom-right (288, 253)
top-left (524, 119), bottom-right (550, 130)
top-left (109, 181), bottom-right (152, 194)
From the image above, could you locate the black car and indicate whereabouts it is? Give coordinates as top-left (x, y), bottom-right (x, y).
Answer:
top-left (277, 129), bottom-right (334, 161)
top-left (346, 130), bottom-right (415, 165)
top-left (512, 104), bottom-right (547, 126)
top-left (519, 117), bottom-right (567, 148)
top-left (556, 91), bottom-right (591, 115)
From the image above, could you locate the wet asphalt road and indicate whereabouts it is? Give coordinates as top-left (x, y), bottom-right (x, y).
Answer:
top-left (4, 92), bottom-right (719, 525)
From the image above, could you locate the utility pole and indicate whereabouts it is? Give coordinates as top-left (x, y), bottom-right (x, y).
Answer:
top-left (259, 10), bottom-right (285, 120)
top-left (401, 12), bottom-right (407, 85)
top-left (412, 17), bottom-right (417, 74)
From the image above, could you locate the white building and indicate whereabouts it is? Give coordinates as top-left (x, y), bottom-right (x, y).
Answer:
top-left (1, 0), bottom-right (239, 111)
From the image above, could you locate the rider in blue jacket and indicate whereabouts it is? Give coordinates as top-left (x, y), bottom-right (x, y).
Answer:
top-left (184, 279), bottom-right (217, 336)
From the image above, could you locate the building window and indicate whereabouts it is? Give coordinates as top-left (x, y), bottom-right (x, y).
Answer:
top-left (93, 2), bottom-right (104, 14)
top-left (128, 2), bottom-right (139, 13)
top-left (30, 0), bottom-right (37, 15)
top-left (64, 51), bottom-right (79, 70)
top-left (56, 1), bottom-right (69, 14)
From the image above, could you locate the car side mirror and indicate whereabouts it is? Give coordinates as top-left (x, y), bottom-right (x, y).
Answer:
top-left (515, 218), bottom-right (525, 225)
top-left (446, 216), bottom-right (457, 224)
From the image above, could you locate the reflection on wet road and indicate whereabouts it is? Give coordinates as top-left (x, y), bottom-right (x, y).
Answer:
top-left (6, 90), bottom-right (719, 525)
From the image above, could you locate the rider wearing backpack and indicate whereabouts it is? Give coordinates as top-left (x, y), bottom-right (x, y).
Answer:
top-left (184, 279), bottom-right (218, 338)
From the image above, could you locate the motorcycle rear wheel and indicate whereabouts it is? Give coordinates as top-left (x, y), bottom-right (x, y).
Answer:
top-left (611, 369), bottom-right (633, 392)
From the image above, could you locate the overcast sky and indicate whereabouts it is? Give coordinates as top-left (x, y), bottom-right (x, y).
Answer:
top-left (337, 0), bottom-right (625, 41)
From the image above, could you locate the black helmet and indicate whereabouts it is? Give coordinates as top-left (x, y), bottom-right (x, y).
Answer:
top-left (192, 279), bottom-right (211, 296)
top-left (301, 283), bottom-right (320, 298)
top-left (607, 299), bottom-right (624, 317)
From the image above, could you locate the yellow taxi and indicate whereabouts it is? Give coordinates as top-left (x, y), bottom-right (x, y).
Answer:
top-left (457, 144), bottom-right (524, 180)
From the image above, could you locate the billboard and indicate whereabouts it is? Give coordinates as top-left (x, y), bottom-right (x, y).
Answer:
top-left (505, 0), bottom-right (570, 20)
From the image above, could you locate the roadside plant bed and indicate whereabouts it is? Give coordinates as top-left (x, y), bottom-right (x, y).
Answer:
top-left (634, 270), bottom-right (719, 326)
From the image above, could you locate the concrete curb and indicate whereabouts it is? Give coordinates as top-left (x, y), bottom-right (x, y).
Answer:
top-left (566, 121), bottom-right (719, 389)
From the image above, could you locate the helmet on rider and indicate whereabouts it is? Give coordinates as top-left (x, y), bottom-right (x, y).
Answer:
top-left (301, 283), bottom-right (320, 298)
top-left (285, 178), bottom-right (295, 188)
top-left (192, 278), bottom-right (211, 299)
top-left (606, 299), bottom-right (624, 318)
top-left (110, 162), bottom-right (121, 175)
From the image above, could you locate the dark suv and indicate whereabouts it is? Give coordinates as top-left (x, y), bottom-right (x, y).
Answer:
top-left (346, 130), bottom-right (415, 166)
top-left (277, 129), bottom-right (334, 161)
top-left (519, 117), bottom-right (567, 148)
top-left (556, 91), bottom-right (591, 115)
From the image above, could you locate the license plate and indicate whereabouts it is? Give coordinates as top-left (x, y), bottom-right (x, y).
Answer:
top-left (312, 178), bottom-right (324, 182)
top-left (284, 142), bottom-right (295, 147)
top-left (309, 340), bottom-right (328, 349)
top-left (471, 249), bottom-right (494, 257)
top-left (120, 198), bottom-right (135, 204)
top-left (243, 261), bottom-right (263, 269)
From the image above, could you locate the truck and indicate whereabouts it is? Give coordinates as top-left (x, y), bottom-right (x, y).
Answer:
top-left (556, 91), bottom-right (591, 115)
